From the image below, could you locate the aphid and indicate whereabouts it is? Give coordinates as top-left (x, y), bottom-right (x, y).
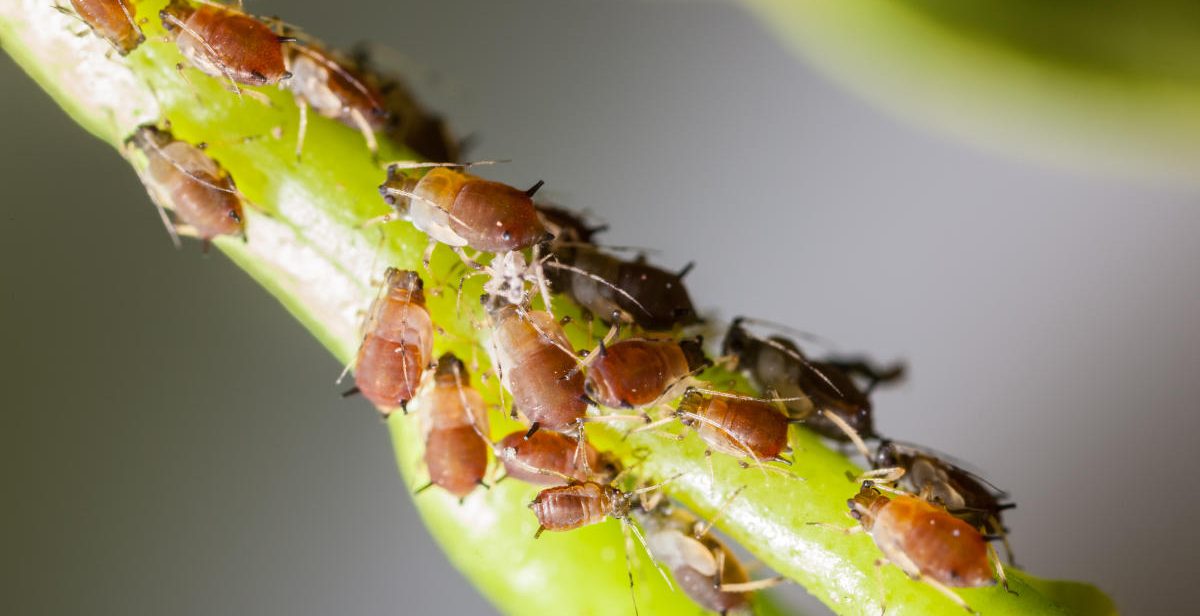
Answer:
top-left (59, 0), bottom-right (144, 55)
top-left (125, 124), bottom-right (245, 249)
top-left (286, 42), bottom-right (389, 157)
top-left (584, 337), bottom-right (710, 409)
top-left (377, 76), bottom-right (460, 163)
top-left (545, 247), bottom-right (698, 331)
top-left (487, 303), bottom-right (586, 435)
top-left (874, 440), bottom-right (1016, 563)
top-left (414, 354), bottom-right (490, 499)
top-left (159, 0), bottom-right (292, 91)
top-left (846, 481), bottom-right (1006, 613)
top-left (723, 318), bottom-right (903, 442)
top-left (669, 388), bottom-right (793, 465)
top-left (378, 164), bottom-right (548, 259)
top-left (496, 430), bottom-right (619, 486)
top-left (348, 268), bottom-right (434, 415)
top-left (635, 500), bottom-right (782, 615)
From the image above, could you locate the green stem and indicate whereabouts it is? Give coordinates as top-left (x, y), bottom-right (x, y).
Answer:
top-left (1, 1), bottom-right (1114, 614)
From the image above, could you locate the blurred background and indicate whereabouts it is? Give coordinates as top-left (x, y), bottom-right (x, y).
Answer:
top-left (6, 0), bottom-right (1200, 614)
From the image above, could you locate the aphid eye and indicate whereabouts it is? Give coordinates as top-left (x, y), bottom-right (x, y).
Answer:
top-left (501, 230), bottom-right (512, 241)
top-left (228, 209), bottom-right (242, 222)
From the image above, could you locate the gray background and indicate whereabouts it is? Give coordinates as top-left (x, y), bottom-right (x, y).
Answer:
top-left (6, 0), bottom-right (1199, 614)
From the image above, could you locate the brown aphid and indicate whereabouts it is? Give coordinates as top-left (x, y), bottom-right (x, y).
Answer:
top-left (529, 481), bottom-right (631, 536)
top-left (378, 78), bottom-right (460, 163)
top-left (350, 268), bottom-right (434, 415)
top-left (874, 440), bottom-right (1016, 563)
top-left (497, 430), bottom-right (619, 486)
top-left (125, 124), bottom-right (244, 247)
top-left (487, 303), bottom-right (586, 434)
top-left (585, 337), bottom-right (710, 409)
top-left (635, 502), bottom-right (778, 615)
top-left (64, 0), bottom-right (144, 55)
top-left (674, 388), bottom-right (792, 464)
top-left (723, 318), bottom-right (903, 442)
top-left (160, 0), bottom-right (292, 89)
top-left (379, 165), bottom-right (547, 254)
top-left (849, 482), bottom-right (999, 613)
top-left (415, 354), bottom-right (490, 499)
top-left (546, 247), bottom-right (698, 331)
top-left (535, 204), bottom-right (608, 246)
top-left (287, 42), bottom-right (389, 156)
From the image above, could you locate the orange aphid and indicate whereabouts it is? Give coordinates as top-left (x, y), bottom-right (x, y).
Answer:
top-left (849, 482), bottom-right (999, 613)
top-left (160, 0), bottom-right (291, 88)
top-left (415, 354), bottom-right (490, 499)
top-left (496, 430), bottom-right (618, 486)
top-left (675, 389), bottom-right (792, 463)
top-left (351, 269), bottom-right (434, 414)
top-left (487, 304), bottom-right (586, 434)
top-left (125, 124), bottom-right (244, 247)
top-left (286, 43), bottom-right (389, 156)
top-left (66, 0), bottom-right (143, 55)
top-left (584, 337), bottom-right (708, 409)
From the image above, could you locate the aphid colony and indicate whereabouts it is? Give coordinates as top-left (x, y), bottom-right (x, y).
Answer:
top-left (91, 1), bottom-right (1021, 612)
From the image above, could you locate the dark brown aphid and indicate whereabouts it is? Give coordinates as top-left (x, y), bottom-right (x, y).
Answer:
top-left (673, 388), bottom-right (792, 464)
top-left (287, 42), bottom-right (389, 157)
top-left (379, 165), bottom-right (547, 254)
top-left (350, 268), bottom-right (434, 415)
top-left (874, 440), bottom-right (1016, 563)
top-left (635, 501), bottom-right (781, 615)
top-left (584, 337), bottom-right (709, 409)
top-left (160, 0), bottom-right (292, 89)
top-left (487, 304), bottom-right (586, 434)
top-left (64, 0), bottom-right (144, 55)
top-left (125, 124), bottom-right (245, 247)
top-left (546, 247), bottom-right (698, 331)
top-left (723, 318), bottom-right (903, 442)
top-left (415, 354), bottom-right (490, 499)
top-left (848, 482), bottom-right (1002, 613)
top-left (377, 76), bottom-right (460, 163)
top-left (496, 430), bottom-right (619, 486)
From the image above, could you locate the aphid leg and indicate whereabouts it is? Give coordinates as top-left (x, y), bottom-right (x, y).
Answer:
top-left (294, 98), bottom-right (309, 160)
top-left (413, 481), bottom-right (435, 495)
top-left (542, 261), bottom-right (652, 319)
top-left (873, 558), bottom-right (888, 616)
top-left (564, 317), bottom-right (621, 379)
top-left (347, 107), bottom-right (380, 160)
top-left (916, 574), bottom-right (975, 614)
top-left (694, 486), bottom-right (745, 539)
top-left (381, 159), bottom-right (504, 171)
top-left (451, 246), bottom-right (484, 271)
top-left (620, 522), bottom-right (642, 616)
top-left (991, 515), bottom-right (1018, 565)
top-left (173, 224), bottom-right (200, 239)
top-left (805, 521), bottom-right (864, 535)
top-left (626, 517), bottom-right (674, 591)
top-left (988, 544), bottom-right (1016, 595)
top-left (857, 467), bottom-right (907, 485)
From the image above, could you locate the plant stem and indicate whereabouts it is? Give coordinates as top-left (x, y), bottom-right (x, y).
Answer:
top-left (1, 1), bottom-right (1114, 613)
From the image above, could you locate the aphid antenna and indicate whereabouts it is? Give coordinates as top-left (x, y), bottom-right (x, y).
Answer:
top-left (673, 409), bottom-right (779, 480)
top-left (717, 577), bottom-right (788, 594)
top-left (755, 334), bottom-right (845, 398)
top-left (542, 260), bottom-right (652, 317)
top-left (685, 387), bottom-right (811, 406)
top-left (380, 159), bottom-right (506, 171)
top-left (447, 354), bottom-right (492, 446)
top-left (820, 409), bottom-right (874, 462)
top-left (128, 173), bottom-right (184, 248)
top-left (562, 315), bottom-right (623, 380)
top-left (731, 316), bottom-right (837, 349)
top-left (501, 448), bottom-right (575, 484)
top-left (514, 305), bottom-right (584, 368)
top-left (130, 129), bottom-right (243, 197)
top-left (693, 486), bottom-right (746, 539)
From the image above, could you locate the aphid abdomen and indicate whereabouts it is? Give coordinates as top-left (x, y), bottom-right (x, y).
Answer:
top-left (694, 397), bottom-right (789, 460)
top-left (424, 426), bottom-right (489, 498)
top-left (448, 179), bottom-right (545, 253)
top-left (422, 384), bottom-right (488, 433)
top-left (497, 431), bottom-right (599, 486)
top-left (614, 261), bottom-right (697, 330)
top-left (586, 339), bottom-right (689, 408)
top-left (354, 335), bottom-right (425, 410)
top-left (506, 344), bottom-right (587, 430)
top-left (134, 130), bottom-right (244, 240)
top-left (289, 48), bottom-right (387, 127)
top-left (674, 557), bottom-right (751, 615)
top-left (169, 4), bottom-right (289, 87)
top-left (560, 250), bottom-right (623, 319)
top-left (70, 0), bottom-right (143, 54)
top-left (876, 497), bottom-right (994, 588)
top-left (530, 482), bottom-right (612, 532)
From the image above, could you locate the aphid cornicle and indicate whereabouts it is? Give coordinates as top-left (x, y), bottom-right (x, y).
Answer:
top-left (635, 502), bottom-right (773, 615)
top-left (286, 42), bottom-right (389, 157)
top-left (497, 430), bottom-right (619, 486)
top-left (546, 248), bottom-right (698, 331)
top-left (125, 124), bottom-right (245, 247)
top-left (415, 354), bottom-right (490, 499)
top-left (379, 165), bottom-right (548, 254)
top-left (487, 304), bottom-right (586, 434)
top-left (674, 388), bottom-right (792, 464)
top-left (848, 482), bottom-right (1001, 613)
top-left (350, 268), bottom-right (434, 415)
top-left (65, 0), bottom-right (144, 55)
top-left (160, 0), bottom-right (292, 88)
top-left (584, 337), bottom-right (710, 409)
top-left (723, 318), bottom-right (903, 442)
top-left (874, 440), bottom-right (1016, 562)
